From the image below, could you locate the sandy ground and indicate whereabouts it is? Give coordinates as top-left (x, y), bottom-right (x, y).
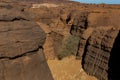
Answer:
top-left (47, 56), bottom-right (97, 80)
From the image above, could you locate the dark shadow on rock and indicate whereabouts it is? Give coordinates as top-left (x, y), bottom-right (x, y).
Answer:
top-left (108, 31), bottom-right (120, 80)
top-left (81, 39), bottom-right (89, 68)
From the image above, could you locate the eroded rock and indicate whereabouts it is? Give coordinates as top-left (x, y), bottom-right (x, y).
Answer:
top-left (0, 3), bottom-right (53, 80)
top-left (82, 27), bottom-right (119, 80)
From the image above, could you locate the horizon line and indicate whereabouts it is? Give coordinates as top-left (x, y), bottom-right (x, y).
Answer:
top-left (71, 0), bottom-right (120, 4)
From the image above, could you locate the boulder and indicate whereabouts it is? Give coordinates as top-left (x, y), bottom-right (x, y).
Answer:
top-left (0, 3), bottom-right (53, 80)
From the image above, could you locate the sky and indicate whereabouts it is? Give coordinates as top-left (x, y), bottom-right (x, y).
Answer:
top-left (72, 0), bottom-right (120, 4)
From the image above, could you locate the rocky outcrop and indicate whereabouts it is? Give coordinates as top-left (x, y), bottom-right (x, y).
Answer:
top-left (67, 10), bottom-right (89, 58)
top-left (69, 11), bottom-right (120, 80)
top-left (69, 10), bottom-right (88, 36)
top-left (0, 4), bottom-right (53, 80)
top-left (67, 5), bottom-right (120, 80)
top-left (36, 22), bottom-right (65, 59)
top-left (82, 27), bottom-right (119, 80)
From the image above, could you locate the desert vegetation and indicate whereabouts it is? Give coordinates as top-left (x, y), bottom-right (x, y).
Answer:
top-left (57, 35), bottom-right (80, 59)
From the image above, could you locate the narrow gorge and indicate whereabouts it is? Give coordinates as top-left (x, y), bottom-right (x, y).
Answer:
top-left (0, 0), bottom-right (120, 80)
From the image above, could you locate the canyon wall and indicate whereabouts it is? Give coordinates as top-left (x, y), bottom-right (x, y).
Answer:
top-left (0, 1), bottom-right (120, 80)
top-left (68, 4), bottom-right (120, 80)
top-left (25, 2), bottom-right (120, 80)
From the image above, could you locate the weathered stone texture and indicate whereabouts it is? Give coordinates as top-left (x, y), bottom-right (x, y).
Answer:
top-left (0, 4), bottom-right (53, 80)
top-left (83, 27), bottom-right (119, 80)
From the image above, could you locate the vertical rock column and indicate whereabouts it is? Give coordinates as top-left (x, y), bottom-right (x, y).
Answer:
top-left (68, 10), bottom-right (89, 58)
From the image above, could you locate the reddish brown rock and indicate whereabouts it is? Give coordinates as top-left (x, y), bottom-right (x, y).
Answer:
top-left (9, 1), bottom-right (120, 80)
top-left (69, 10), bottom-right (88, 36)
top-left (82, 27), bottom-right (119, 80)
top-left (77, 27), bottom-right (93, 59)
top-left (0, 4), bottom-right (53, 80)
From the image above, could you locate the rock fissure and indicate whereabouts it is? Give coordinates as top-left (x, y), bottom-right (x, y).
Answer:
top-left (0, 17), bottom-right (29, 22)
top-left (0, 48), bottom-right (39, 60)
top-left (11, 17), bottom-right (29, 21)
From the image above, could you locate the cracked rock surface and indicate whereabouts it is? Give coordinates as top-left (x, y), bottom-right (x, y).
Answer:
top-left (0, 3), bottom-right (53, 80)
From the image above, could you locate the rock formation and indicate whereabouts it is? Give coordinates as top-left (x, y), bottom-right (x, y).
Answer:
top-left (24, 2), bottom-right (120, 79)
top-left (68, 4), bottom-right (120, 80)
top-left (0, 3), bottom-right (53, 80)
top-left (82, 27), bottom-right (119, 80)
top-left (1, 1), bottom-right (120, 80)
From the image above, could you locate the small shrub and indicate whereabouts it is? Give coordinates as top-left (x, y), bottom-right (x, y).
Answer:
top-left (57, 35), bottom-right (80, 60)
